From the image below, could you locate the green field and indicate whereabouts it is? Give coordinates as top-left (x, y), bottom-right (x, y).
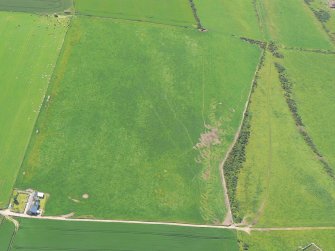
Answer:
top-left (0, 12), bottom-right (69, 208)
top-left (282, 50), bottom-right (335, 169)
top-left (239, 230), bottom-right (335, 251)
top-left (15, 15), bottom-right (261, 223)
top-left (0, 217), bottom-right (15, 251)
top-left (194, 0), bottom-right (262, 38)
top-left (11, 219), bottom-right (238, 250)
top-left (75, 0), bottom-right (195, 27)
top-left (0, 0), bottom-right (72, 13)
top-left (256, 0), bottom-right (333, 49)
top-left (304, 0), bottom-right (335, 42)
top-left (235, 52), bottom-right (335, 227)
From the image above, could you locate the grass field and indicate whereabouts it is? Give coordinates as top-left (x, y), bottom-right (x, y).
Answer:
top-left (15, 15), bottom-right (261, 223)
top-left (0, 0), bottom-right (72, 13)
top-left (194, 0), bottom-right (262, 39)
top-left (239, 230), bottom-right (335, 251)
top-left (0, 12), bottom-right (69, 208)
top-left (0, 217), bottom-right (15, 251)
top-left (75, 0), bottom-right (195, 27)
top-left (256, 0), bottom-right (333, 49)
top-left (282, 50), bottom-right (335, 169)
top-left (235, 52), bottom-right (335, 227)
top-left (11, 219), bottom-right (238, 250)
top-left (304, 0), bottom-right (335, 42)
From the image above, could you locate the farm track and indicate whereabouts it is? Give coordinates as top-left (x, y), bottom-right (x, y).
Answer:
top-left (2, 210), bottom-right (335, 234)
top-left (219, 47), bottom-right (266, 226)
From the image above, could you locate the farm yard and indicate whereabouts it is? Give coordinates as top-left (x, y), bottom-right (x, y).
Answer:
top-left (0, 0), bottom-right (335, 250)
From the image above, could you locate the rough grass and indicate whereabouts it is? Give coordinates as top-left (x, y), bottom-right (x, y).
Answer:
top-left (236, 52), bottom-right (335, 227)
top-left (74, 0), bottom-right (195, 27)
top-left (0, 217), bottom-right (15, 251)
top-left (0, 12), bottom-right (68, 208)
top-left (12, 218), bottom-right (239, 251)
top-left (0, 0), bottom-right (72, 13)
top-left (238, 230), bottom-right (335, 251)
top-left (257, 0), bottom-right (333, 49)
top-left (15, 16), bottom-right (261, 223)
top-left (282, 50), bottom-right (335, 170)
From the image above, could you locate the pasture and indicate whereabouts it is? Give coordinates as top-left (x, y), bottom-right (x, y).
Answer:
top-left (235, 52), bottom-right (335, 227)
top-left (282, 50), bottom-right (335, 169)
top-left (256, 0), bottom-right (333, 49)
top-left (0, 217), bottom-right (15, 251)
top-left (74, 0), bottom-right (195, 27)
top-left (0, 0), bottom-right (72, 13)
top-left (15, 15), bottom-right (261, 223)
top-left (0, 12), bottom-right (68, 208)
top-left (11, 219), bottom-right (239, 250)
top-left (239, 230), bottom-right (335, 250)
top-left (194, 0), bottom-right (262, 39)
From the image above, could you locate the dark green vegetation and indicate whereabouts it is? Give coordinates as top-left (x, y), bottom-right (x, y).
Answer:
top-left (16, 15), bottom-right (261, 223)
top-left (11, 219), bottom-right (238, 251)
top-left (0, 12), bottom-right (68, 208)
top-left (0, 217), bottom-right (15, 251)
top-left (0, 0), bottom-right (72, 13)
top-left (75, 0), bottom-right (195, 27)
top-left (239, 230), bottom-right (335, 250)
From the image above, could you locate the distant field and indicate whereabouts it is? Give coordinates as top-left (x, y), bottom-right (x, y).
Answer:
top-left (239, 229), bottom-right (335, 251)
top-left (75, 0), bottom-right (195, 27)
top-left (0, 217), bottom-right (15, 251)
top-left (12, 219), bottom-right (238, 250)
top-left (236, 52), bottom-right (335, 227)
top-left (194, 0), bottom-right (262, 39)
top-left (257, 0), bottom-right (333, 49)
top-left (304, 0), bottom-right (335, 42)
top-left (283, 50), bottom-right (335, 169)
top-left (15, 15), bottom-right (261, 223)
top-left (0, 12), bottom-right (68, 208)
top-left (0, 0), bottom-right (72, 13)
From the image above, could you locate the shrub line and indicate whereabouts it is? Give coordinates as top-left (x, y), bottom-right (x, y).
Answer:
top-left (222, 45), bottom-right (266, 223)
top-left (274, 62), bottom-right (335, 180)
top-left (188, 0), bottom-right (206, 31)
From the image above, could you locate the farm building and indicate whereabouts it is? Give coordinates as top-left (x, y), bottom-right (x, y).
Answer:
top-left (27, 200), bottom-right (40, 216)
top-left (330, 0), bottom-right (335, 8)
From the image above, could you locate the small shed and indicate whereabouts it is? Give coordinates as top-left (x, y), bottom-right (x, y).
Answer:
top-left (330, 0), bottom-right (335, 8)
top-left (37, 192), bottom-right (44, 199)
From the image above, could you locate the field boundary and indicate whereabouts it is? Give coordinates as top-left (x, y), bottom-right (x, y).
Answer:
top-left (188, 0), bottom-right (205, 30)
top-left (75, 13), bottom-right (194, 30)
